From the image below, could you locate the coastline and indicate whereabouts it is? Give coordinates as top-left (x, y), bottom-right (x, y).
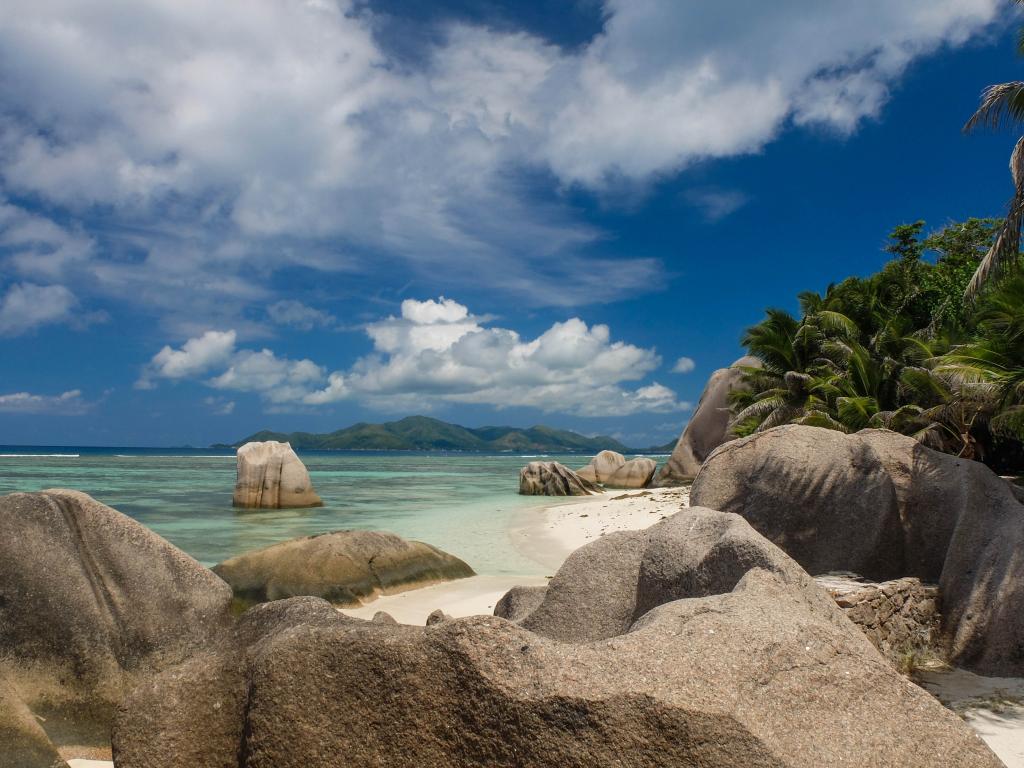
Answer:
top-left (340, 486), bottom-right (691, 625)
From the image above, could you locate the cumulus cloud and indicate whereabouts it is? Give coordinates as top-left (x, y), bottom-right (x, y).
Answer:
top-left (140, 297), bottom-right (689, 416)
top-left (136, 329), bottom-right (237, 388)
top-left (0, 282), bottom-right (77, 336)
top-left (267, 300), bottom-right (336, 331)
top-left (0, 0), bottom-right (1002, 330)
top-left (0, 388), bottom-right (89, 414)
top-left (672, 356), bottom-right (696, 374)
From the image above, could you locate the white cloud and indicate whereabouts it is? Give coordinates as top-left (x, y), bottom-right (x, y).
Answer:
top-left (140, 296), bottom-right (688, 416)
top-left (672, 356), bottom-right (696, 374)
top-left (137, 329), bottom-right (237, 387)
top-left (0, 388), bottom-right (89, 414)
top-left (0, 282), bottom-right (77, 336)
top-left (267, 300), bottom-right (335, 331)
top-left (0, 0), bottom-right (1002, 329)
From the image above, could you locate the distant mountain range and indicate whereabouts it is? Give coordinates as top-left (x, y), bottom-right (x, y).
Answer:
top-left (215, 416), bottom-right (676, 454)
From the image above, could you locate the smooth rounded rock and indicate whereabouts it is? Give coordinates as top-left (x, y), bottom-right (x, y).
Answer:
top-left (233, 441), bottom-right (322, 509)
top-left (691, 424), bottom-right (1024, 675)
top-left (213, 529), bottom-right (474, 609)
top-left (654, 356), bottom-right (760, 486)
top-left (603, 457), bottom-right (657, 489)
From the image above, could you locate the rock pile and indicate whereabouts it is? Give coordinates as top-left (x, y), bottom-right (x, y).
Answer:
top-left (112, 508), bottom-right (1000, 767)
top-left (691, 425), bottom-right (1024, 675)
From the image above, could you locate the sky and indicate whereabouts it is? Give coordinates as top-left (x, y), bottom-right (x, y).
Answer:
top-left (1, 0), bottom-right (1023, 447)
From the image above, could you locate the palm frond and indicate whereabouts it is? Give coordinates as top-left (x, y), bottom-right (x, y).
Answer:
top-left (964, 82), bottom-right (1024, 132)
top-left (964, 136), bottom-right (1024, 302)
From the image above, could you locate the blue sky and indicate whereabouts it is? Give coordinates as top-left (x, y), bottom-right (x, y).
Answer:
top-left (1, 0), bottom-right (1021, 447)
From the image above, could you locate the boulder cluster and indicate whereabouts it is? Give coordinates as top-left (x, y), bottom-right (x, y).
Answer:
top-left (519, 450), bottom-right (658, 496)
top-left (5, 422), bottom-right (1024, 766)
top-left (691, 424), bottom-right (1024, 675)
top-left (109, 507), bottom-right (1000, 767)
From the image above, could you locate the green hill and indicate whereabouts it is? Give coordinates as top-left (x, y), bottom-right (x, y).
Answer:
top-left (218, 415), bottom-right (654, 453)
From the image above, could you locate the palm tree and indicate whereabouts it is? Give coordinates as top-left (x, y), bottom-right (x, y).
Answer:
top-left (941, 275), bottom-right (1024, 442)
top-left (729, 307), bottom-right (857, 434)
top-left (963, 0), bottom-right (1024, 301)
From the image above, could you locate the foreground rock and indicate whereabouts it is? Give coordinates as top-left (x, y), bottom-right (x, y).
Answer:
top-left (0, 674), bottom-right (67, 768)
top-left (603, 456), bottom-right (657, 488)
top-left (114, 508), bottom-right (999, 767)
top-left (518, 461), bottom-right (599, 495)
top-left (575, 450), bottom-right (625, 484)
top-left (691, 425), bottom-right (1024, 675)
top-left (654, 356), bottom-right (760, 486)
top-left (233, 441), bottom-right (322, 508)
top-left (0, 490), bottom-right (233, 747)
top-left (213, 529), bottom-right (474, 608)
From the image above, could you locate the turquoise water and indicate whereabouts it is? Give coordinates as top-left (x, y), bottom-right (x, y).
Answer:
top-left (0, 448), bottom-right (651, 575)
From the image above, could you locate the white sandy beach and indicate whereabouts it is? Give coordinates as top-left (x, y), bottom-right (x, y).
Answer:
top-left (508, 486), bottom-right (691, 571)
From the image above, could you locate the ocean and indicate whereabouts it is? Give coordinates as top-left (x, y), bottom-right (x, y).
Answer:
top-left (0, 447), bottom-right (656, 576)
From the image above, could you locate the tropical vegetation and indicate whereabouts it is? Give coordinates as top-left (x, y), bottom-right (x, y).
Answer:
top-left (731, 219), bottom-right (1024, 471)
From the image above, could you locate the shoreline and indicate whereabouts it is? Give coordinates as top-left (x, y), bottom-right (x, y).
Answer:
top-left (339, 486), bottom-right (691, 625)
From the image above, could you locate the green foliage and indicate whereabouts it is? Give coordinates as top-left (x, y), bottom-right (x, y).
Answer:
top-left (733, 218), bottom-right (1024, 466)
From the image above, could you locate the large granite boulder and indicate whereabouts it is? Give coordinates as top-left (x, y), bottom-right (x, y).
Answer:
top-left (213, 529), bottom-right (474, 609)
top-left (654, 356), bottom-right (760, 486)
top-left (519, 461), bottom-right (599, 496)
top-left (233, 441), bottom-right (322, 509)
top-left (603, 457), bottom-right (657, 489)
top-left (691, 425), bottom-right (1024, 675)
top-left (113, 508), bottom-right (999, 768)
top-left (0, 490), bottom-right (233, 746)
top-left (0, 674), bottom-right (67, 768)
top-left (575, 450), bottom-right (626, 484)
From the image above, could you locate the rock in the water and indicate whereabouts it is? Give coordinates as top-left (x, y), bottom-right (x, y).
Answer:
top-left (233, 441), bottom-right (322, 509)
top-left (654, 356), bottom-right (760, 486)
top-left (0, 674), bottom-right (67, 768)
top-left (576, 450), bottom-right (626, 484)
top-left (0, 490), bottom-right (233, 744)
top-left (213, 529), bottom-right (474, 609)
top-left (113, 508), bottom-right (1000, 768)
top-left (603, 457), bottom-right (657, 489)
top-left (691, 425), bottom-right (1024, 675)
top-left (518, 461), bottom-right (599, 496)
